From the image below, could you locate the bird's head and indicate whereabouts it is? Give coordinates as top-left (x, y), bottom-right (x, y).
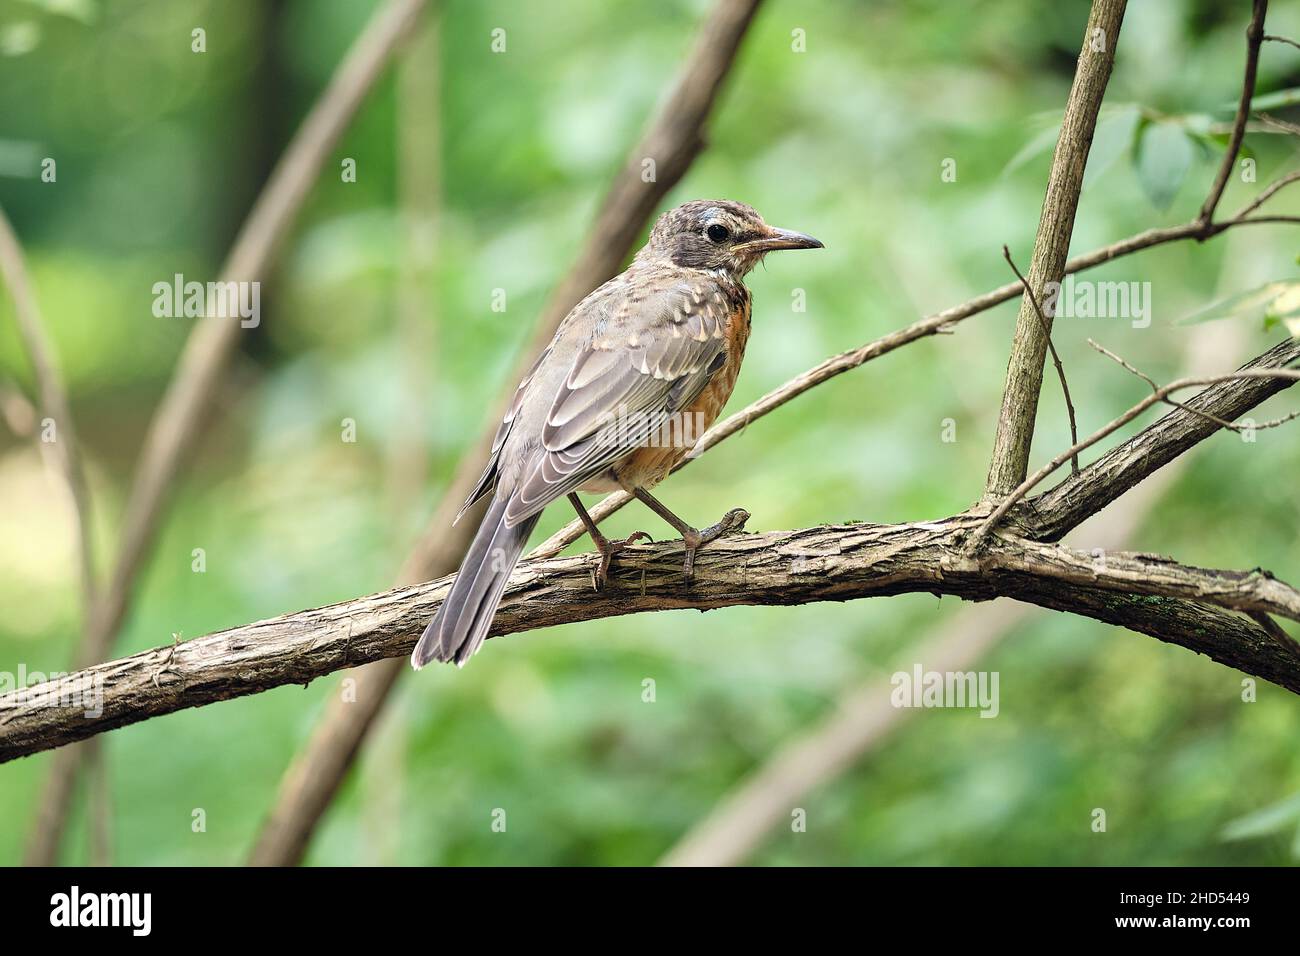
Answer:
top-left (641, 199), bottom-right (822, 278)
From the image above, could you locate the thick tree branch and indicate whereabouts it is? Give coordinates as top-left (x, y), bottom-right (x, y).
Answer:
top-left (1003, 244), bottom-right (1079, 474)
top-left (11, 325), bottom-right (1299, 761)
top-left (985, 0), bottom-right (1127, 497)
top-left (5, 516), bottom-right (1299, 763)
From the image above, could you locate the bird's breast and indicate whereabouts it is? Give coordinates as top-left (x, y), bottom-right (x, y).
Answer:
top-left (612, 294), bottom-right (751, 489)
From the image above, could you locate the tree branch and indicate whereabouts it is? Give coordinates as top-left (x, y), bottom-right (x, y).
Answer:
top-left (1003, 244), bottom-right (1079, 474)
top-left (0, 207), bottom-right (96, 609)
top-left (985, 0), bottom-right (1127, 497)
top-left (1199, 0), bottom-right (1268, 225)
top-left (1263, 33), bottom-right (1300, 53)
top-left (6, 515), bottom-right (1300, 763)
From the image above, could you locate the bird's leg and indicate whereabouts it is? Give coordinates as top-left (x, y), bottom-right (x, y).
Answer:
top-left (567, 493), bottom-right (652, 591)
top-left (630, 488), bottom-right (749, 583)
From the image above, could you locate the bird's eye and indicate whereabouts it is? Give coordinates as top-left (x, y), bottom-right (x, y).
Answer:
top-left (706, 223), bottom-right (730, 243)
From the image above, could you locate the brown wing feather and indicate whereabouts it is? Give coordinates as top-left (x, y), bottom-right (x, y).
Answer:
top-left (503, 283), bottom-right (730, 526)
top-left (456, 342), bottom-right (552, 523)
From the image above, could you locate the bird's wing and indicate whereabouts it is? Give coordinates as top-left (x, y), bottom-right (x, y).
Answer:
top-left (456, 342), bottom-right (553, 523)
top-left (503, 280), bottom-right (732, 527)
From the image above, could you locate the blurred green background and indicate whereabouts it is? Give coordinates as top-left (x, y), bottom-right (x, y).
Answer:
top-left (2, 0), bottom-right (1299, 866)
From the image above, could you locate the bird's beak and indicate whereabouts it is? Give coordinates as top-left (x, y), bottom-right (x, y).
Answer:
top-left (734, 226), bottom-right (824, 254)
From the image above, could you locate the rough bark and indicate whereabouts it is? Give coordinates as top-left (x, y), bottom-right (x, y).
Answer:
top-left (5, 510), bottom-right (1300, 763)
top-left (985, 0), bottom-right (1128, 496)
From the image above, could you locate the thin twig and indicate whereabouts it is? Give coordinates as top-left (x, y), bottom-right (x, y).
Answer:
top-left (1029, 336), bottom-right (1300, 540)
top-left (968, 367), bottom-right (1300, 549)
top-left (1256, 113), bottom-right (1300, 138)
top-left (1198, 0), bottom-right (1268, 226)
top-left (1227, 169), bottom-right (1300, 220)
top-left (1263, 33), bottom-right (1300, 52)
top-left (0, 207), bottom-right (96, 610)
top-left (1090, 340), bottom-right (1299, 431)
top-left (1003, 245), bottom-right (1079, 474)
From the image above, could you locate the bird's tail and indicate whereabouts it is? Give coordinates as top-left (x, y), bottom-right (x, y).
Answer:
top-left (411, 495), bottom-right (539, 669)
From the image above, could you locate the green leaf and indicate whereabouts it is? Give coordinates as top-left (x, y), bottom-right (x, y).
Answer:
top-left (0, 21), bottom-right (40, 56)
top-left (15, 0), bottom-right (97, 24)
top-left (1206, 131), bottom-right (1255, 162)
top-left (1083, 104), bottom-right (1140, 189)
top-left (1248, 87), bottom-right (1300, 112)
top-left (1002, 123), bottom-right (1060, 178)
top-left (1273, 284), bottom-right (1300, 337)
top-left (1178, 280), bottom-right (1300, 329)
top-left (1134, 121), bottom-right (1194, 211)
top-left (1222, 792), bottom-right (1300, 841)
top-left (1005, 103), bottom-right (1143, 181)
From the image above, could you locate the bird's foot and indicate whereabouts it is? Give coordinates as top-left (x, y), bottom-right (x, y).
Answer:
top-left (680, 508), bottom-right (750, 582)
top-left (590, 531), bottom-right (654, 591)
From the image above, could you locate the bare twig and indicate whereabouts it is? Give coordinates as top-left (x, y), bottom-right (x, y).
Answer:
top-left (1227, 170), bottom-right (1300, 221)
top-left (1255, 113), bottom-right (1300, 138)
top-left (1199, 0), bottom-right (1268, 226)
top-left (1003, 244), bottom-right (1079, 474)
top-left (1029, 336), bottom-right (1300, 540)
top-left (1263, 33), bottom-right (1300, 52)
top-left (23, 0), bottom-right (431, 868)
top-left (248, 0), bottom-right (767, 867)
top-left (1090, 340), bottom-right (1299, 432)
top-left (969, 365), bottom-right (1300, 550)
top-left (0, 207), bottom-right (96, 609)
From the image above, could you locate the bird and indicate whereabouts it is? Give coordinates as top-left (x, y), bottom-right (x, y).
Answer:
top-left (412, 199), bottom-right (822, 668)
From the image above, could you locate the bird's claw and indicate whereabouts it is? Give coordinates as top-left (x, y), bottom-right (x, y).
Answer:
top-left (681, 507), bottom-right (750, 583)
top-left (591, 531), bottom-right (654, 591)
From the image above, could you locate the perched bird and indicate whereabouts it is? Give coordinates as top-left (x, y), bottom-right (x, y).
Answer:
top-left (413, 200), bottom-right (822, 668)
